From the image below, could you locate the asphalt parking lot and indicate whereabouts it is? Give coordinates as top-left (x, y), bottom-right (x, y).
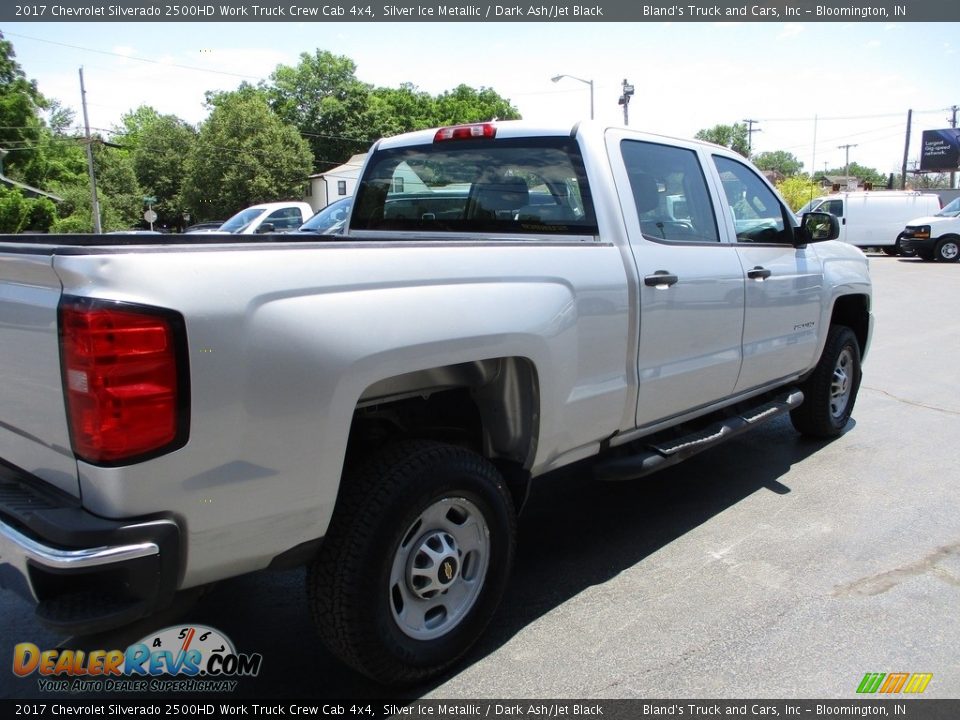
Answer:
top-left (2, 253), bottom-right (958, 701)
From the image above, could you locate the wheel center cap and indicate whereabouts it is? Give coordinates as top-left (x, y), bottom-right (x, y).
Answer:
top-left (439, 556), bottom-right (459, 586)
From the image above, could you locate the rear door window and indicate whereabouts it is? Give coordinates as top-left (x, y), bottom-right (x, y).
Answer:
top-left (621, 139), bottom-right (719, 243)
top-left (350, 137), bottom-right (597, 236)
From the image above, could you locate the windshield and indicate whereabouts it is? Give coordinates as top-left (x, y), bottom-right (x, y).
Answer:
top-left (219, 207), bottom-right (263, 233)
top-left (936, 197), bottom-right (960, 217)
top-left (299, 197), bottom-right (352, 234)
top-left (351, 136), bottom-right (597, 236)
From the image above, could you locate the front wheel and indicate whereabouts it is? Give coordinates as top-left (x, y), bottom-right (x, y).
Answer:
top-left (791, 325), bottom-right (862, 438)
top-left (308, 441), bottom-right (516, 685)
top-left (894, 233), bottom-right (916, 257)
top-left (935, 236), bottom-right (960, 263)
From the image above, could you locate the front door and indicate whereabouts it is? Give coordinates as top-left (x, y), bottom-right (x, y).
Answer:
top-left (712, 155), bottom-right (825, 393)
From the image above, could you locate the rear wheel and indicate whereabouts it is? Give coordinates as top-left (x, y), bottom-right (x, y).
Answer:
top-left (308, 440), bottom-right (516, 685)
top-left (791, 325), bottom-right (862, 438)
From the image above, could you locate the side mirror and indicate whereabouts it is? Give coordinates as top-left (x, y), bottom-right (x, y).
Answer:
top-left (795, 211), bottom-right (839, 245)
top-left (256, 222), bottom-right (275, 234)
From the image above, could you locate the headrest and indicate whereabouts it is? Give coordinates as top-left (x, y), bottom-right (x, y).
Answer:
top-left (629, 172), bottom-right (659, 214)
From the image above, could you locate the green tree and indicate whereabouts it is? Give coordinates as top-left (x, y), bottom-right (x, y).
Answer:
top-left (266, 51), bottom-right (372, 170)
top-left (753, 150), bottom-right (804, 177)
top-left (776, 175), bottom-right (823, 212)
top-left (432, 84), bottom-right (521, 125)
top-left (119, 106), bottom-right (197, 228)
top-left (264, 51), bottom-right (522, 171)
top-left (695, 123), bottom-right (750, 158)
top-left (0, 31), bottom-right (48, 185)
top-left (182, 90), bottom-right (313, 220)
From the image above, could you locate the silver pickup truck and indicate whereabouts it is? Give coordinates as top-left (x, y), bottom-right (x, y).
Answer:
top-left (0, 121), bottom-right (871, 684)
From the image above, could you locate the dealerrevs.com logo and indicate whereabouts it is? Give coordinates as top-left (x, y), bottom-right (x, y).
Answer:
top-left (13, 625), bottom-right (262, 693)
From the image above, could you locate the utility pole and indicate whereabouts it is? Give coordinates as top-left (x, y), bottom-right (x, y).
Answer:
top-left (79, 67), bottom-right (102, 234)
top-left (618, 79), bottom-right (635, 125)
top-left (950, 105), bottom-right (958, 190)
top-left (743, 118), bottom-right (761, 154)
top-left (838, 143), bottom-right (858, 188)
top-left (900, 109), bottom-right (912, 190)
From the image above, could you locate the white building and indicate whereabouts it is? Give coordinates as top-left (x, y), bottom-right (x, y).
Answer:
top-left (304, 154), bottom-right (366, 212)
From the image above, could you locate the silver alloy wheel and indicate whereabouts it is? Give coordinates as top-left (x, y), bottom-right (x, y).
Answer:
top-left (830, 348), bottom-right (854, 419)
top-left (389, 497), bottom-right (490, 641)
top-left (940, 241), bottom-right (959, 261)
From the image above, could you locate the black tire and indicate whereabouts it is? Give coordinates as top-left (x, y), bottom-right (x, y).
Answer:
top-left (934, 236), bottom-right (960, 263)
top-left (790, 325), bottom-right (862, 438)
top-left (308, 440), bottom-right (516, 685)
top-left (895, 233), bottom-right (916, 258)
top-left (917, 249), bottom-right (935, 262)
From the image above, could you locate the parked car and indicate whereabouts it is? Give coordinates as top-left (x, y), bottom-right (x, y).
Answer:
top-left (900, 196), bottom-right (960, 262)
top-left (219, 201), bottom-right (314, 234)
top-left (801, 191), bottom-right (941, 256)
top-left (297, 196), bottom-right (352, 235)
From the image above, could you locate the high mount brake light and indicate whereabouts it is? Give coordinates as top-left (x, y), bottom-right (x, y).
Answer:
top-left (434, 124), bottom-right (497, 142)
top-left (59, 299), bottom-right (189, 465)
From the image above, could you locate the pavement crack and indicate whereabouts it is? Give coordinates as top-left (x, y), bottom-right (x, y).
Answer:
top-left (832, 541), bottom-right (960, 597)
top-left (862, 386), bottom-right (960, 416)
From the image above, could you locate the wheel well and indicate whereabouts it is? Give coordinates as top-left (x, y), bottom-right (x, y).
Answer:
top-left (345, 357), bottom-right (539, 511)
top-left (831, 294), bottom-right (870, 359)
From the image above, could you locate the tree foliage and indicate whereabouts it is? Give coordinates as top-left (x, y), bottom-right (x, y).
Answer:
top-left (753, 150), bottom-right (804, 177)
top-left (182, 90), bottom-right (313, 220)
top-left (119, 106), bottom-right (197, 228)
top-left (265, 51), bottom-right (521, 172)
top-left (776, 176), bottom-right (823, 212)
top-left (695, 123), bottom-right (750, 158)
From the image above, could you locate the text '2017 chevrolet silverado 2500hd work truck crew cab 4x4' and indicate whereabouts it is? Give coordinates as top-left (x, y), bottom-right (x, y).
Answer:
top-left (0, 122), bottom-right (872, 685)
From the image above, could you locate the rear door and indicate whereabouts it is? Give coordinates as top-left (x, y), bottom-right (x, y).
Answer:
top-left (608, 132), bottom-right (746, 428)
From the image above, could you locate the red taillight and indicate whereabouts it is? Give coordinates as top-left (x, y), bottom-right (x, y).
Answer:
top-left (60, 300), bottom-right (188, 465)
top-left (434, 123), bottom-right (497, 142)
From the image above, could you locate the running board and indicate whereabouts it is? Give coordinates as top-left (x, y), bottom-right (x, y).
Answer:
top-left (594, 389), bottom-right (804, 482)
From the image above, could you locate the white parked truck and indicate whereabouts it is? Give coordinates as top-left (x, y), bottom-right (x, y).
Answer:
top-left (0, 121), bottom-right (872, 684)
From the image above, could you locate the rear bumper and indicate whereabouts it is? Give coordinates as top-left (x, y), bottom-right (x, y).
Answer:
top-left (0, 458), bottom-right (181, 635)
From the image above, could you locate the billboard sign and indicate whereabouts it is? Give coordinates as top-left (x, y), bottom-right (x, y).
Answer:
top-left (920, 129), bottom-right (960, 172)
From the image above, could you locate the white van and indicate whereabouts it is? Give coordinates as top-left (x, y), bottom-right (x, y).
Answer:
top-left (805, 191), bottom-right (941, 255)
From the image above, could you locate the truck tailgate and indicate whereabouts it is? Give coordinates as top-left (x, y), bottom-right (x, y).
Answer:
top-left (0, 249), bottom-right (78, 496)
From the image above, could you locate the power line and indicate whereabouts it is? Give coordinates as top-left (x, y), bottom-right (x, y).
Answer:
top-left (3, 31), bottom-right (264, 81)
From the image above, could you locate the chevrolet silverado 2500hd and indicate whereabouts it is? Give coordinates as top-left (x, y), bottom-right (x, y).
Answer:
top-left (0, 121), bottom-right (872, 684)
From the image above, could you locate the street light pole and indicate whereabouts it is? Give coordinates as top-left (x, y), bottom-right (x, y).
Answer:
top-left (552, 74), bottom-right (594, 120)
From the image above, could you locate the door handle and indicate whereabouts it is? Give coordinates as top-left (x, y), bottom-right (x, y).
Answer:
top-left (748, 266), bottom-right (772, 280)
top-left (644, 271), bottom-right (679, 287)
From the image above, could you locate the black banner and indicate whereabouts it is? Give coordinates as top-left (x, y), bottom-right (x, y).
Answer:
top-left (3, 700), bottom-right (960, 719)
top-left (1, 0), bottom-right (959, 22)
top-left (919, 129), bottom-right (960, 172)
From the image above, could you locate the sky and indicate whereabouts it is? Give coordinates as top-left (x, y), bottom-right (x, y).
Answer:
top-left (1, 20), bottom-right (957, 178)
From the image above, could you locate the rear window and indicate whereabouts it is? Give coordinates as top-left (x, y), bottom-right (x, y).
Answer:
top-left (350, 137), bottom-right (597, 236)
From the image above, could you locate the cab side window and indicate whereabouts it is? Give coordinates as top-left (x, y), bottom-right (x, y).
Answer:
top-left (622, 140), bottom-right (719, 243)
top-left (818, 199), bottom-right (844, 217)
top-left (714, 156), bottom-right (793, 244)
top-left (265, 207), bottom-right (305, 231)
